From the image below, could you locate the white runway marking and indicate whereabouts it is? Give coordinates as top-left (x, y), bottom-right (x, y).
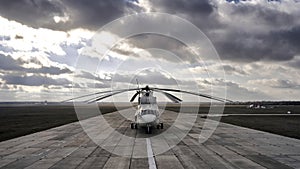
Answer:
top-left (146, 138), bottom-right (157, 169)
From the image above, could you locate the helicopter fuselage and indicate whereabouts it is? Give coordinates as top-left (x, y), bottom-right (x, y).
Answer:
top-left (131, 90), bottom-right (163, 133)
top-left (135, 104), bottom-right (160, 127)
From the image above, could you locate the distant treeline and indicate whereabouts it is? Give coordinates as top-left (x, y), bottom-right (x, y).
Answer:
top-left (1, 101), bottom-right (300, 106)
top-left (229, 101), bottom-right (300, 106)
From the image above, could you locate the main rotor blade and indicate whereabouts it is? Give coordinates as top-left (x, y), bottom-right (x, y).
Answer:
top-left (87, 89), bottom-right (136, 103)
top-left (61, 88), bottom-right (138, 103)
top-left (130, 92), bottom-right (140, 102)
top-left (87, 91), bottom-right (123, 103)
top-left (154, 90), bottom-right (182, 103)
top-left (154, 88), bottom-right (232, 102)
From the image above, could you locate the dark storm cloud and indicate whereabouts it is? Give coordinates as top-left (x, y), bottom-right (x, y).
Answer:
top-left (113, 71), bottom-right (178, 85)
top-left (1, 0), bottom-right (300, 63)
top-left (145, 0), bottom-right (300, 62)
top-left (112, 34), bottom-right (201, 64)
top-left (271, 79), bottom-right (300, 89)
top-left (76, 71), bottom-right (99, 81)
top-left (147, 0), bottom-right (223, 30)
top-left (3, 74), bottom-right (71, 87)
top-left (214, 26), bottom-right (300, 62)
top-left (150, 0), bottom-right (214, 16)
top-left (208, 2), bottom-right (300, 62)
top-left (179, 1), bottom-right (298, 63)
top-left (113, 69), bottom-right (195, 86)
top-left (0, 0), bottom-right (64, 29)
top-left (222, 65), bottom-right (247, 75)
top-left (0, 54), bottom-right (24, 71)
top-left (0, 0), bottom-right (142, 31)
top-left (76, 70), bottom-right (111, 82)
top-left (0, 0), bottom-right (216, 30)
top-left (0, 0), bottom-right (215, 31)
top-left (198, 78), bottom-right (272, 100)
top-left (112, 0), bottom-right (300, 63)
top-left (225, 81), bottom-right (272, 100)
top-left (250, 79), bottom-right (300, 90)
top-left (86, 82), bottom-right (110, 89)
top-left (0, 36), bottom-right (11, 41)
top-left (73, 70), bottom-right (115, 89)
top-left (0, 54), bottom-right (71, 75)
top-left (227, 2), bottom-right (295, 27)
top-left (46, 41), bottom-right (90, 68)
top-left (273, 26), bottom-right (300, 49)
top-left (60, 0), bottom-right (141, 30)
top-left (34, 67), bottom-right (71, 75)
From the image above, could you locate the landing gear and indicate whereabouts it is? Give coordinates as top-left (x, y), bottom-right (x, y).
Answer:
top-left (131, 123), bottom-right (138, 129)
top-left (146, 125), bottom-right (152, 134)
top-left (157, 123), bottom-right (164, 129)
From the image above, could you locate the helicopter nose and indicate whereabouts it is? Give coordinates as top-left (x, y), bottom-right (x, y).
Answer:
top-left (142, 114), bottom-right (156, 123)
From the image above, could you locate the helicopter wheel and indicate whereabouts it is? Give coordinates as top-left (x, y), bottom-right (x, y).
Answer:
top-left (131, 123), bottom-right (134, 129)
top-left (160, 123), bottom-right (164, 129)
top-left (157, 125), bottom-right (160, 129)
top-left (146, 126), bottom-right (152, 134)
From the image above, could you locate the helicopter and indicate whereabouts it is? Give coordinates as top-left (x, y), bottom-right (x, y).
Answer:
top-left (62, 85), bottom-right (232, 134)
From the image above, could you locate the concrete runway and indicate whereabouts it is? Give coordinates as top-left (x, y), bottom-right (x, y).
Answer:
top-left (0, 108), bottom-right (300, 169)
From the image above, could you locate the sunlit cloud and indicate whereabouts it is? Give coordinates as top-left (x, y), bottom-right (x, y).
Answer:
top-left (0, 0), bottom-right (300, 101)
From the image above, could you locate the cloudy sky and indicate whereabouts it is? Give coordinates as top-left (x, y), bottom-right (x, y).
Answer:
top-left (0, 0), bottom-right (299, 102)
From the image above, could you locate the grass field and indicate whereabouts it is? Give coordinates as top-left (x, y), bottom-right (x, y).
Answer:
top-left (217, 115), bottom-right (300, 140)
top-left (0, 103), bottom-right (129, 142)
top-left (0, 103), bottom-right (299, 142)
top-left (0, 105), bottom-right (78, 142)
top-left (164, 104), bottom-right (300, 114)
top-left (167, 104), bottom-right (300, 139)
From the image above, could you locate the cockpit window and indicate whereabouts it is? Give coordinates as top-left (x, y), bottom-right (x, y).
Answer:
top-left (141, 110), bottom-right (157, 116)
